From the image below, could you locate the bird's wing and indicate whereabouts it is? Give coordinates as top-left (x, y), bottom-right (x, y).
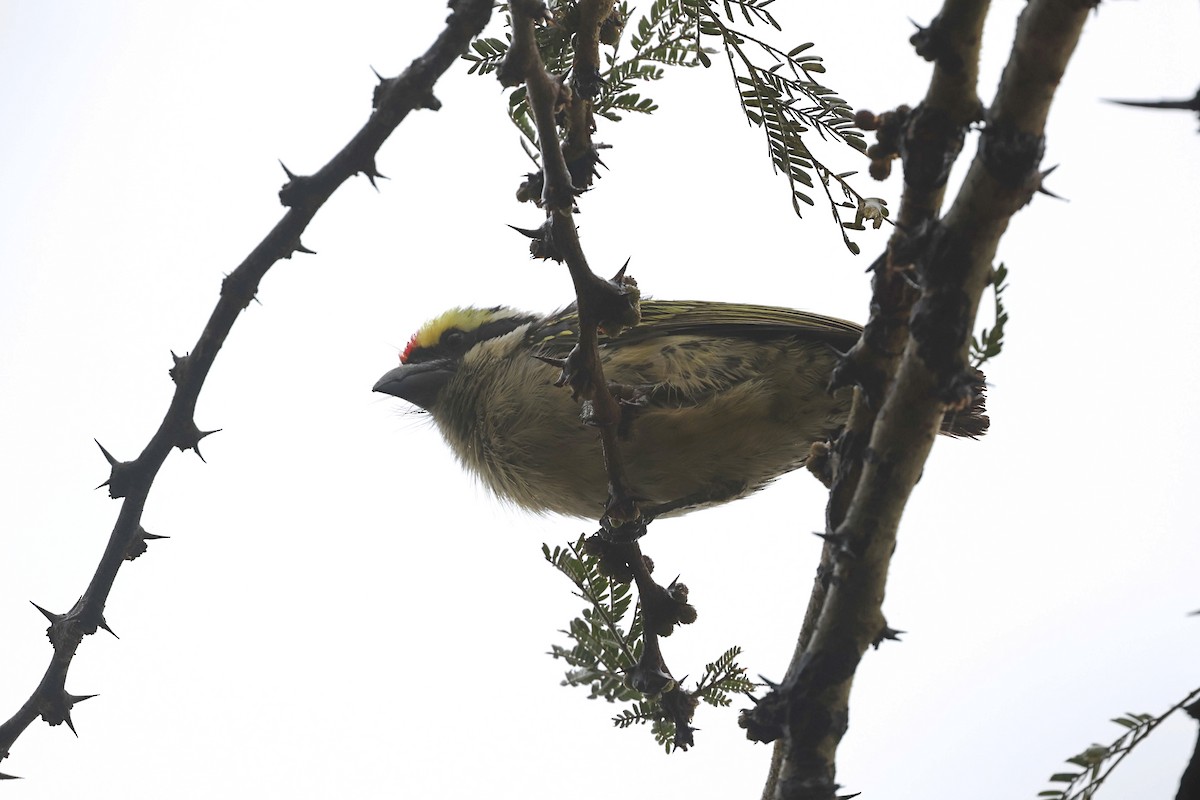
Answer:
top-left (531, 300), bottom-right (863, 356)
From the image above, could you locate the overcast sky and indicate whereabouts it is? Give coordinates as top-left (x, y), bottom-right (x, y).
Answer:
top-left (2, 2), bottom-right (1198, 798)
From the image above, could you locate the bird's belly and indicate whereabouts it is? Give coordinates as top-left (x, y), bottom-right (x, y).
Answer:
top-left (467, 377), bottom-right (850, 519)
top-left (620, 382), bottom-right (848, 513)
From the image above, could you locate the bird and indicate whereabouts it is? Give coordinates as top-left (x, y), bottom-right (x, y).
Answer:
top-left (373, 300), bottom-right (987, 520)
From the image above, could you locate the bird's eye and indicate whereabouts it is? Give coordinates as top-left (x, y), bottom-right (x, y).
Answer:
top-left (444, 330), bottom-right (465, 349)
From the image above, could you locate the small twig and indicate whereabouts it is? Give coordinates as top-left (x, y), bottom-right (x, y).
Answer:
top-left (618, 540), bottom-right (699, 749)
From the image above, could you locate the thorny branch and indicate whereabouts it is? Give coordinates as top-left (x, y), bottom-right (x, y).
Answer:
top-left (503, 0), bottom-right (700, 748)
top-left (1178, 698), bottom-right (1200, 800)
top-left (0, 0), bottom-right (493, 779)
top-left (504, 0), bottom-right (642, 533)
top-left (747, 1), bottom-right (1093, 798)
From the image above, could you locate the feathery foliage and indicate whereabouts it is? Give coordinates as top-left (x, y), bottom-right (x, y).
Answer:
top-left (970, 263), bottom-right (1009, 369)
top-left (690, 0), bottom-right (874, 252)
top-left (544, 538), bottom-right (757, 752)
top-left (1038, 687), bottom-right (1200, 800)
top-left (462, 0), bottom-right (874, 251)
top-left (463, 1), bottom-right (703, 153)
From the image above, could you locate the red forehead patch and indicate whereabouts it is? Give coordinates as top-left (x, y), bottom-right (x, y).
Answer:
top-left (400, 332), bottom-right (419, 364)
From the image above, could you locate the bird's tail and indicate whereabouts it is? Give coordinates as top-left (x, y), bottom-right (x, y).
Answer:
top-left (940, 369), bottom-right (989, 438)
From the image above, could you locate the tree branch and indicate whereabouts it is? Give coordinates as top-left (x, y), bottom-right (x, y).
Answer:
top-left (0, 0), bottom-right (493, 777)
top-left (504, 0), bottom-right (705, 747)
top-left (748, 1), bottom-right (1093, 797)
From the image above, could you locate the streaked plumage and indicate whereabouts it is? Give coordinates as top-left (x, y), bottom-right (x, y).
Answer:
top-left (374, 300), bottom-right (986, 518)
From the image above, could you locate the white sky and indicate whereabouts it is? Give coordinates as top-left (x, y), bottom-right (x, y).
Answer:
top-left (1, 2), bottom-right (1198, 798)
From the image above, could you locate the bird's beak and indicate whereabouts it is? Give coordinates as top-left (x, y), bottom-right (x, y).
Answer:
top-left (373, 361), bottom-right (454, 411)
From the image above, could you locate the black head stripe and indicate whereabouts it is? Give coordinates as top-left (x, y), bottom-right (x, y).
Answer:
top-left (406, 311), bottom-right (538, 364)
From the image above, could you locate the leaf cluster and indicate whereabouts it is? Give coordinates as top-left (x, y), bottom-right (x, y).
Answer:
top-left (1040, 712), bottom-right (1157, 800)
top-left (594, 1), bottom-right (706, 123)
top-left (693, 0), bottom-right (874, 252)
top-left (544, 538), bottom-right (756, 752)
top-left (970, 263), bottom-right (1009, 369)
top-left (463, 1), bottom-right (704, 154)
top-left (462, 2), bottom-right (874, 250)
top-left (1040, 686), bottom-right (1200, 800)
top-left (544, 537), bottom-right (643, 704)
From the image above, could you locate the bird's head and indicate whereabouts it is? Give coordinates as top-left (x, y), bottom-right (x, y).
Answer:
top-left (373, 306), bottom-right (538, 410)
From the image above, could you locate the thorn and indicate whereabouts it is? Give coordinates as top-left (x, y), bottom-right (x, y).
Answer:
top-left (872, 625), bottom-right (905, 649)
top-left (97, 615), bottom-right (118, 639)
top-left (94, 440), bottom-right (138, 497)
top-left (59, 693), bottom-right (97, 737)
top-left (126, 526), bottom-right (169, 562)
top-left (192, 437), bottom-right (213, 463)
top-left (611, 257), bottom-right (631, 283)
top-left (30, 601), bottom-right (62, 624)
top-left (370, 65), bottom-right (384, 82)
top-left (756, 674), bottom-right (779, 690)
top-left (177, 425), bottom-right (221, 463)
top-left (508, 224), bottom-right (544, 239)
top-left (0, 772), bottom-right (22, 780)
top-left (533, 354), bottom-right (568, 369)
top-left (1105, 89), bottom-right (1200, 112)
top-left (1035, 165), bottom-right (1066, 201)
top-left (361, 159), bottom-right (390, 190)
top-left (294, 241), bottom-right (316, 256)
top-left (168, 350), bottom-right (188, 383)
top-left (94, 439), bottom-right (117, 467)
top-left (279, 160), bottom-right (298, 181)
top-left (813, 530), bottom-right (856, 559)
